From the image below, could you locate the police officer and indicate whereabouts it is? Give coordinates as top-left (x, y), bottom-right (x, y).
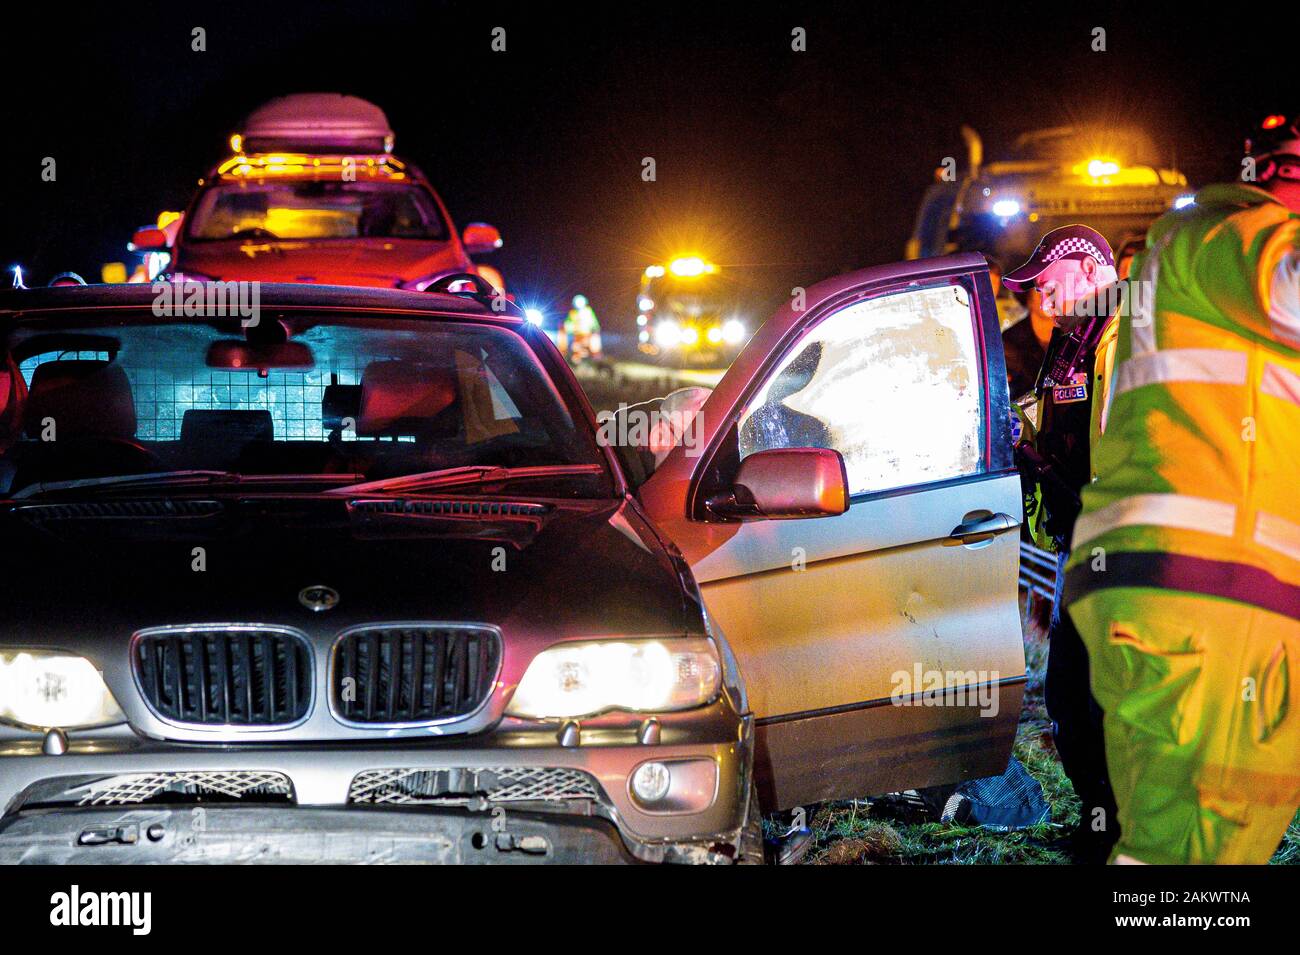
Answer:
top-left (1063, 116), bottom-right (1300, 864)
top-left (1003, 224), bottom-right (1122, 863)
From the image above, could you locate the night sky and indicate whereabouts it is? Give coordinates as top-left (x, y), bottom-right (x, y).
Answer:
top-left (0, 1), bottom-right (1288, 333)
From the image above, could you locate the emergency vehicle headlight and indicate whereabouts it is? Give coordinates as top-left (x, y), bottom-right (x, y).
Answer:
top-left (706, 326), bottom-right (723, 344)
top-left (524, 308), bottom-right (545, 326)
top-left (681, 326), bottom-right (699, 346)
top-left (722, 319), bottom-right (746, 344)
top-left (0, 651), bottom-right (124, 730)
top-left (992, 198), bottom-right (1021, 218)
top-left (1173, 194), bottom-right (1195, 210)
top-left (654, 320), bottom-right (683, 348)
top-left (506, 638), bottom-right (721, 719)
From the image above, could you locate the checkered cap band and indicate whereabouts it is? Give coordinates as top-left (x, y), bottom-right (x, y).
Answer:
top-left (1044, 237), bottom-right (1107, 263)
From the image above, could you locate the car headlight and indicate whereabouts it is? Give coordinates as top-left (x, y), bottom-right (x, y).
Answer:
top-left (0, 651), bottom-right (125, 729)
top-left (506, 638), bottom-right (721, 719)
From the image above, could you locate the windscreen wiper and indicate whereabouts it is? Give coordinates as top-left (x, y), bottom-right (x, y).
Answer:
top-left (11, 471), bottom-right (366, 500)
top-left (11, 470), bottom-right (241, 500)
top-left (328, 464), bottom-right (605, 496)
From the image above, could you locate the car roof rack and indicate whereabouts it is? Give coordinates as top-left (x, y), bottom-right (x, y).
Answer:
top-left (234, 94), bottom-right (395, 156)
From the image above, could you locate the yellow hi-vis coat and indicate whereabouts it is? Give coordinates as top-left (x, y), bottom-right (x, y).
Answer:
top-left (1065, 183), bottom-right (1300, 864)
top-left (1066, 183), bottom-right (1300, 611)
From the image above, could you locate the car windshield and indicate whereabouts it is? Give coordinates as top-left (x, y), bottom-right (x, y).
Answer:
top-left (0, 310), bottom-right (611, 498)
top-left (187, 180), bottom-right (447, 241)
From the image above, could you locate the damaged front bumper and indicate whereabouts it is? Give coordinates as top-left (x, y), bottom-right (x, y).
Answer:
top-left (0, 710), bottom-right (753, 864)
top-left (0, 805), bottom-right (648, 864)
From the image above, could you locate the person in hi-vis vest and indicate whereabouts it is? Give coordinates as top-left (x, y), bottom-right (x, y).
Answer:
top-left (1064, 114), bottom-right (1300, 864)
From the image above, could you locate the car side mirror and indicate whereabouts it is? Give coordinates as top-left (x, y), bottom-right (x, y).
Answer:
top-left (706, 447), bottom-right (850, 520)
top-left (461, 222), bottom-right (503, 255)
top-left (130, 227), bottom-right (169, 252)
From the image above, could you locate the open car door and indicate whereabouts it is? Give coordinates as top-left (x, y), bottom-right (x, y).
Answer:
top-left (639, 253), bottom-right (1026, 810)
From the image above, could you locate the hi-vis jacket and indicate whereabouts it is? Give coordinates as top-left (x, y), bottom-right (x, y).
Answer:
top-left (1064, 183), bottom-right (1300, 619)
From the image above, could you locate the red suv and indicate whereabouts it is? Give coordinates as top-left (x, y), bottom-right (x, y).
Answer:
top-left (133, 94), bottom-right (503, 290)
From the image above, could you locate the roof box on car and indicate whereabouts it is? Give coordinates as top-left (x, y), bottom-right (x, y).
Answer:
top-left (235, 94), bottom-right (395, 155)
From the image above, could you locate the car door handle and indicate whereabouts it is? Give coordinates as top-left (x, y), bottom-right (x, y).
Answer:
top-left (945, 511), bottom-right (1018, 547)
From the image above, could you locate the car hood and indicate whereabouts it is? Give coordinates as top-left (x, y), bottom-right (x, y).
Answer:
top-left (173, 238), bottom-right (466, 287)
top-left (0, 494), bottom-right (694, 649)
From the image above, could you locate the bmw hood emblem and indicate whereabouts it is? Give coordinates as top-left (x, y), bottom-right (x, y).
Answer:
top-left (298, 584), bottom-right (340, 612)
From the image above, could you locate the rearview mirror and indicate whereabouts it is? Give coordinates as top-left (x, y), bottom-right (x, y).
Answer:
top-left (461, 222), bottom-right (503, 255)
top-left (707, 447), bottom-right (849, 520)
top-left (206, 340), bottom-right (314, 371)
top-left (130, 227), bottom-right (169, 252)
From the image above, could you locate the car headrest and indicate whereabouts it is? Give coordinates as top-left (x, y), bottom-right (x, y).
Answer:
top-left (322, 383), bottom-right (362, 431)
top-left (23, 360), bottom-right (136, 440)
top-left (356, 360), bottom-right (457, 436)
top-left (0, 353), bottom-right (28, 449)
top-left (181, 409), bottom-right (274, 446)
top-left (0, 354), bottom-right (27, 417)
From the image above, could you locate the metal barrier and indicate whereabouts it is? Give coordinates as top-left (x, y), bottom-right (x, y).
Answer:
top-left (1019, 542), bottom-right (1059, 601)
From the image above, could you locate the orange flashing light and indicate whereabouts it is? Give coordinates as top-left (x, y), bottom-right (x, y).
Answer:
top-left (667, 256), bottom-right (717, 278)
top-left (1070, 157), bottom-right (1160, 186)
top-left (215, 153), bottom-right (407, 180)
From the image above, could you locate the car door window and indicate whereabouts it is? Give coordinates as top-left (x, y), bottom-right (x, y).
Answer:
top-left (737, 282), bottom-right (984, 496)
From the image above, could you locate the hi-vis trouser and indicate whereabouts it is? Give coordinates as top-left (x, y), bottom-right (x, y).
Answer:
top-left (1069, 588), bottom-right (1299, 864)
top-left (1064, 183), bottom-right (1300, 864)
